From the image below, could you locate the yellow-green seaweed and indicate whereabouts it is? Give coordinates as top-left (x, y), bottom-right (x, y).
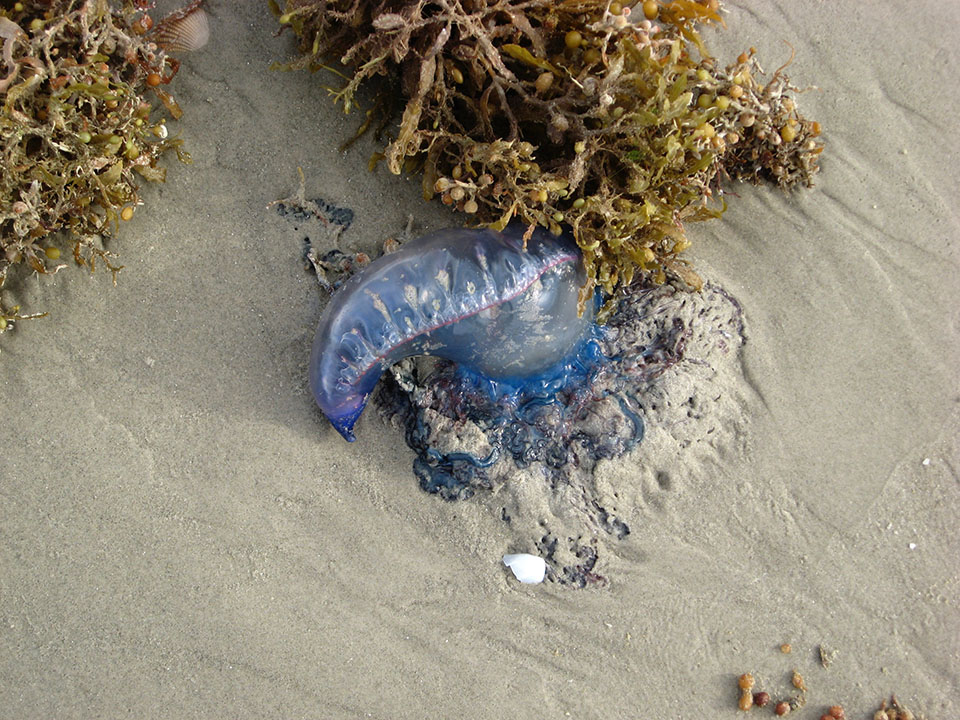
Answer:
top-left (1, 0), bottom-right (192, 339)
top-left (274, 0), bottom-right (823, 312)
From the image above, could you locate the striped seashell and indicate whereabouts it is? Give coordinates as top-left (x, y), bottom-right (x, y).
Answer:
top-left (151, 0), bottom-right (210, 53)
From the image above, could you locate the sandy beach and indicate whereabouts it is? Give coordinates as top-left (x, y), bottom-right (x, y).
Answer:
top-left (2, 1), bottom-right (957, 717)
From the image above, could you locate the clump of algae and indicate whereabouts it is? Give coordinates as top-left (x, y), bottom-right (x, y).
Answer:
top-left (0, 0), bottom-right (193, 338)
top-left (274, 0), bottom-right (823, 312)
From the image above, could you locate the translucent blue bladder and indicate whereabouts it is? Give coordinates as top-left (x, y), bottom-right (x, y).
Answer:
top-left (309, 224), bottom-right (594, 441)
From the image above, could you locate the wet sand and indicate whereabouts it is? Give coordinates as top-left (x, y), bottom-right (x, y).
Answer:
top-left (1, 2), bottom-right (957, 717)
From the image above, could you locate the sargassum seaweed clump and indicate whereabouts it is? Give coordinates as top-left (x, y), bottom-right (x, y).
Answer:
top-left (0, 0), bottom-right (203, 337)
top-left (274, 0), bottom-right (823, 313)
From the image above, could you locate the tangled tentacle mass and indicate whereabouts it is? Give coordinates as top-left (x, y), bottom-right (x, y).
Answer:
top-left (377, 280), bottom-right (746, 586)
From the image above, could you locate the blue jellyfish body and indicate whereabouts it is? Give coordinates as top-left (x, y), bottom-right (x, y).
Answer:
top-left (309, 224), bottom-right (595, 441)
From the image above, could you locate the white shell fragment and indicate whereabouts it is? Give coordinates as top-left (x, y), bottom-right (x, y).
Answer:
top-left (502, 553), bottom-right (546, 584)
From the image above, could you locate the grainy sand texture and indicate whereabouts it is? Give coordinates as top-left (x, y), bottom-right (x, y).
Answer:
top-left (2, 1), bottom-right (958, 718)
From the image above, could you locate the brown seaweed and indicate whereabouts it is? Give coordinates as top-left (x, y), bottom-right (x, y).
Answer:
top-left (274, 0), bottom-right (823, 311)
top-left (0, 0), bottom-right (195, 340)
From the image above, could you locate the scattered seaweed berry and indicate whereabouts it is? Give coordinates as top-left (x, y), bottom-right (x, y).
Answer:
top-left (738, 672), bottom-right (756, 711)
top-left (274, 0), bottom-right (823, 310)
top-left (0, 0), bottom-right (202, 343)
top-left (792, 669), bottom-right (807, 692)
top-left (873, 695), bottom-right (918, 720)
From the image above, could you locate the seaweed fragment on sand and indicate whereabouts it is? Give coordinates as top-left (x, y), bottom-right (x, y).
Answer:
top-left (270, 168), bottom-right (360, 291)
top-left (0, 0), bottom-right (201, 343)
top-left (275, 0), bottom-right (823, 305)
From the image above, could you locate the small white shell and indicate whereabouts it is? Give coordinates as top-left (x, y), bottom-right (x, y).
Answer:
top-left (502, 553), bottom-right (546, 584)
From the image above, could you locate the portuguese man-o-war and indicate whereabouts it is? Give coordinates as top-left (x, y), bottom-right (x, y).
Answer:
top-left (309, 224), bottom-right (595, 441)
top-left (304, 219), bottom-right (746, 586)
